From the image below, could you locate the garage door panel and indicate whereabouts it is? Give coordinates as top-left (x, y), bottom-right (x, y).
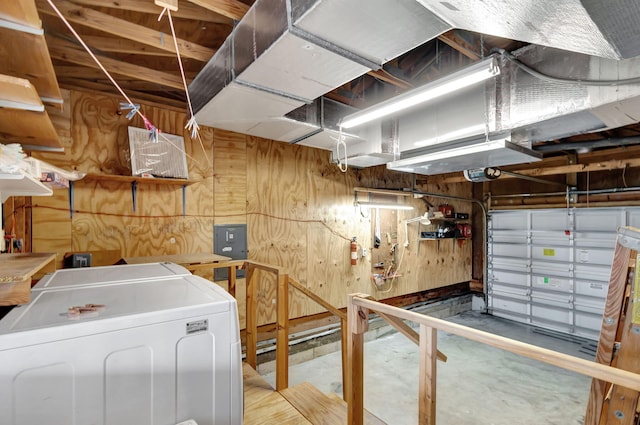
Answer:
top-left (488, 207), bottom-right (640, 341)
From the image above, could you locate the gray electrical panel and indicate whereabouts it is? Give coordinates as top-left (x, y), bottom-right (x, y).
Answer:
top-left (214, 224), bottom-right (247, 281)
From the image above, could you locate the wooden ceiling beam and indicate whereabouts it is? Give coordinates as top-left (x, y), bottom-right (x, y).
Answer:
top-left (185, 0), bottom-right (248, 21)
top-left (47, 35), bottom-right (185, 90)
top-left (80, 35), bottom-right (177, 57)
top-left (437, 31), bottom-right (481, 61)
top-left (68, 0), bottom-right (232, 24)
top-left (431, 146), bottom-right (640, 184)
top-left (58, 78), bottom-right (187, 111)
top-left (367, 69), bottom-right (413, 90)
top-left (36, 0), bottom-right (215, 62)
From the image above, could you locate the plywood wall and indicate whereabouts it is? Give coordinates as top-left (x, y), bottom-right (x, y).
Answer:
top-left (25, 89), bottom-right (473, 326)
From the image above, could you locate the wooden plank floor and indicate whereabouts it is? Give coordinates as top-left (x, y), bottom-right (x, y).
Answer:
top-left (280, 382), bottom-right (387, 425)
top-left (243, 363), bottom-right (312, 424)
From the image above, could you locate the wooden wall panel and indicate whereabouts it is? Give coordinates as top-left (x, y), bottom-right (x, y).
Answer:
top-left (32, 90), bottom-right (215, 268)
top-left (247, 137), bottom-right (310, 324)
top-left (214, 130), bottom-right (246, 225)
top-left (27, 89), bottom-right (474, 327)
top-left (31, 190), bottom-right (71, 266)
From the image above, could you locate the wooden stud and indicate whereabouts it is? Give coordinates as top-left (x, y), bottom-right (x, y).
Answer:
top-left (275, 273), bottom-right (289, 391)
top-left (418, 324), bottom-right (437, 425)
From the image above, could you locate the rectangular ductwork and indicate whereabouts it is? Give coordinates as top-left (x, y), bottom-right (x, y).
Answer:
top-left (417, 0), bottom-right (640, 60)
top-left (190, 0), bottom-right (450, 139)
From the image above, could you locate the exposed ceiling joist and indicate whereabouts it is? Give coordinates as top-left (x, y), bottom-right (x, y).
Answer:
top-left (367, 69), bottom-right (413, 90)
top-left (80, 35), bottom-right (177, 57)
top-left (185, 0), bottom-right (248, 21)
top-left (47, 35), bottom-right (186, 90)
top-left (437, 31), bottom-right (481, 61)
top-left (36, 0), bottom-right (215, 62)
top-left (57, 78), bottom-right (187, 110)
top-left (431, 152), bottom-right (640, 184)
top-left (68, 0), bottom-right (233, 24)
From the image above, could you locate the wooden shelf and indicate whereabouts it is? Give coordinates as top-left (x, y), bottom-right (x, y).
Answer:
top-left (70, 173), bottom-right (200, 217)
top-left (0, 170), bottom-right (53, 202)
top-left (0, 75), bottom-right (62, 150)
top-left (84, 173), bottom-right (197, 186)
top-left (0, 252), bottom-right (56, 305)
top-left (0, 1), bottom-right (64, 151)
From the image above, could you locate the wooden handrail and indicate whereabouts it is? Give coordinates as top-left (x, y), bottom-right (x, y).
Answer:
top-left (213, 260), bottom-right (349, 396)
top-left (347, 294), bottom-right (640, 425)
top-left (289, 278), bottom-right (347, 321)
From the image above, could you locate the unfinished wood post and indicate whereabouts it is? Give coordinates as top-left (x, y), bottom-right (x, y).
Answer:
top-left (419, 324), bottom-right (438, 425)
top-left (584, 242), bottom-right (632, 424)
top-left (347, 293), bottom-right (369, 425)
top-left (340, 317), bottom-right (348, 402)
top-left (245, 264), bottom-right (258, 369)
top-left (275, 272), bottom-right (289, 391)
top-left (227, 265), bottom-right (236, 298)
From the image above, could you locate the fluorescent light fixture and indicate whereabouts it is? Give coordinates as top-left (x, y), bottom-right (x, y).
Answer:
top-left (387, 135), bottom-right (542, 176)
top-left (355, 201), bottom-right (414, 210)
top-left (340, 56), bottom-right (500, 129)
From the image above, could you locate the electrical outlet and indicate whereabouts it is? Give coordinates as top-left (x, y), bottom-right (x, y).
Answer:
top-left (362, 248), bottom-right (368, 257)
top-left (169, 237), bottom-right (176, 244)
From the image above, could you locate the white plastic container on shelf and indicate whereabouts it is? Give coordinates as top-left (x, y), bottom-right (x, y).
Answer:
top-left (0, 263), bottom-right (243, 425)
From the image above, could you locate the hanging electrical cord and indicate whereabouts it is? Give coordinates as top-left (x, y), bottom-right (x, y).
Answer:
top-left (158, 8), bottom-right (209, 163)
top-left (334, 127), bottom-right (348, 172)
top-left (493, 47), bottom-right (640, 86)
top-left (45, 0), bottom-right (202, 168)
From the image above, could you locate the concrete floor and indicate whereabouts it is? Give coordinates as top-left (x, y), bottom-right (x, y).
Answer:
top-left (263, 310), bottom-right (596, 425)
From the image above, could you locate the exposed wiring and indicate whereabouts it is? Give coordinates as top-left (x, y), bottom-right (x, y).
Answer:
top-left (494, 48), bottom-right (640, 86)
top-left (334, 128), bottom-right (348, 173)
top-left (24, 205), bottom-right (354, 242)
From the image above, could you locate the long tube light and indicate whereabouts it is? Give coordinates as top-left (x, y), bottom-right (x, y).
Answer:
top-left (340, 56), bottom-right (500, 129)
top-left (355, 201), bottom-right (414, 210)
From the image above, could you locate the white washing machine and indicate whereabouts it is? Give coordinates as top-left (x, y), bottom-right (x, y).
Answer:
top-left (0, 263), bottom-right (243, 425)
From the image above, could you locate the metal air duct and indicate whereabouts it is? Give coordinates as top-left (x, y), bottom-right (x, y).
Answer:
top-left (189, 0), bottom-right (451, 141)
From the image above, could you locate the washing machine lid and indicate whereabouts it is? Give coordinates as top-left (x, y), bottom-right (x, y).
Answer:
top-left (0, 273), bottom-right (234, 346)
top-left (33, 262), bottom-right (192, 291)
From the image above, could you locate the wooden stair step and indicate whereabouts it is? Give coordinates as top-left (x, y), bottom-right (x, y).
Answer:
top-left (280, 382), bottom-right (386, 425)
top-left (242, 363), bottom-right (312, 424)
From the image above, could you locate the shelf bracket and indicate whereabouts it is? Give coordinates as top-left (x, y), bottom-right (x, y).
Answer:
top-left (68, 180), bottom-right (74, 219)
top-left (131, 181), bottom-right (138, 213)
top-left (182, 185), bottom-right (187, 217)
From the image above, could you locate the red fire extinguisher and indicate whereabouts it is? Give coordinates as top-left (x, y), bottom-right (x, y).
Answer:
top-left (351, 237), bottom-right (358, 266)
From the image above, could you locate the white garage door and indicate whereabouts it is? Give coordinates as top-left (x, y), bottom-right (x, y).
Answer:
top-left (487, 207), bottom-right (640, 340)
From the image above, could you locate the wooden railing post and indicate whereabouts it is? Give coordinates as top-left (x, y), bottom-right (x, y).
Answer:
top-left (227, 264), bottom-right (237, 298)
top-left (245, 264), bottom-right (258, 369)
top-left (347, 293), bottom-right (369, 425)
top-left (340, 317), bottom-right (348, 402)
top-left (418, 324), bottom-right (437, 425)
top-left (276, 272), bottom-right (289, 391)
